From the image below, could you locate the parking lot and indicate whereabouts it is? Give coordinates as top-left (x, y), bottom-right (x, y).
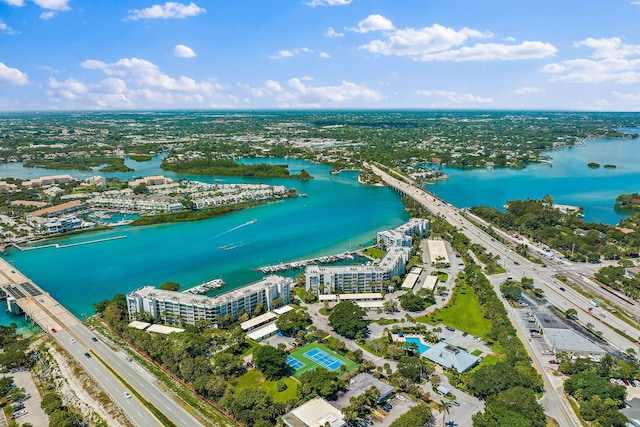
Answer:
top-left (10, 370), bottom-right (47, 426)
top-left (371, 394), bottom-right (420, 427)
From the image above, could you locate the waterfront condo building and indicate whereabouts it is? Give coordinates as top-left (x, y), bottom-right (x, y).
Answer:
top-left (376, 218), bottom-right (429, 250)
top-left (126, 275), bottom-right (292, 325)
top-left (306, 218), bottom-right (427, 295)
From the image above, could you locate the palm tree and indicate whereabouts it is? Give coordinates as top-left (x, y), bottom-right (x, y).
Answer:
top-left (437, 400), bottom-right (452, 426)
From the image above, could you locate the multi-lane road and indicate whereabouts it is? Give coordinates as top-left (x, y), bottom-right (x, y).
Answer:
top-left (0, 258), bottom-right (203, 427)
top-left (369, 163), bottom-right (640, 427)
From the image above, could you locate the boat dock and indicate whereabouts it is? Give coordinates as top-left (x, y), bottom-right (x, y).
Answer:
top-left (183, 278), bottom-right (225, 295)
top-left (256, 251), bottom-right (355, 273)
top-left (9, 235), bottom-right (127, 251)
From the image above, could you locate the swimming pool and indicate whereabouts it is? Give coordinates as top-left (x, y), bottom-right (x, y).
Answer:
top-left (405, 337), bottom-right (431, 354)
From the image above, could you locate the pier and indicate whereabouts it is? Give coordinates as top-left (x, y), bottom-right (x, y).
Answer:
top-left (256, 251), bottom-right (355, 273)
top-left (182, 278), bottom-right (225, 295)
top-left (9, 235), bottom-right (127, 251)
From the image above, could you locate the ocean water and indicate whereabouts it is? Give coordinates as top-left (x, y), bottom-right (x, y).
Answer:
top-left (2, 136), bottom-right (640, 326)
top-left (429, 136), bottom-right (640, 224)
top-left (1, 158), bottom-right (408, 325)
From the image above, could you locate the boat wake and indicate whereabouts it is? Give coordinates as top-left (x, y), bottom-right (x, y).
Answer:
top-left (214, 219), bottom-right (257, 238)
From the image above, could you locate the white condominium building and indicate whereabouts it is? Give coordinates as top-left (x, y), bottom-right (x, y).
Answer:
top-left (127, 275), bottom-right (292, 325)
top-left (377, 218), bottom-right (429, 250)
top-left (306, 246), bottom-right (410, 294)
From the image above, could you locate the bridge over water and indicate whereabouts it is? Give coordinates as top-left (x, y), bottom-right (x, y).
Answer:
top-left (0, 258), bottom-right (80, 333)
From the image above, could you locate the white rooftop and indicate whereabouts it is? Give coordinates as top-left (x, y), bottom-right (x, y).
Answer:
top-left (545, 328), bottom-right (607, 354)
top-left (273, 305), bottom-right (294, 315)
top-left (240, 312), bottom-right (278, 331)
top-left (246, 323), bottom-right (279, 341)
top-left (128, 321), bottom-right (151, 330)
top-left (146, 324), bottom-right (184, 334)
top-left (422, 275), bottom-right (438, 291)
top-left (284, 397), bottom-right (346, 427)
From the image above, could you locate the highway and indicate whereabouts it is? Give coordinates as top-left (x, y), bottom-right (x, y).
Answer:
top-left (369, 163), bottom-right (605, 427)
top-left (0, 258), bottom-right (203, 427)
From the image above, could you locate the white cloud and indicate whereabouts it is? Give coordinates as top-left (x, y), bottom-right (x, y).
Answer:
top-left (612, 91), bottom-right (640, 101)
top-left (420, 41), bottom-right (557, 62)
top-left (40, 11), bottom-right (56, 20)
top-left (246, 77), bottom-right (383, 107)
top-left (126, 2), bottom-right (206, 21)
top-left (33, 0), bottom-right (70, 10)
top-left (514, 86), bottom-right (543, 95)
top-left (357, 20), bottom-right (555, 62)
top-left (349, 14), bottom-right (394, 33)
top-left (544, 37), bottom-right (640, 83)
top-left (319, 52), bottom-right (331, 59)
top-left (325, 27), bottom-right (344, 38)
top-left (80, 57), bottom-right (220, 93)
top-left (269, 47), bottom-right (314, 59)
top-left (359, 23), bottom-right (490, 57)
top-left (47, 58), bottom-right (230, 110)
top-left (0, 21), bottom-right (18, 35)
top-left (416, 90), bottom-right (493, 106)
top-left (0, 62), bottom-right (29, 86)
top-left (174, 44), bottom-right (197, 58)
top-left (306, 0), bottom-right (351, 6)
top-left (1, 0), bottom-right (25, 6)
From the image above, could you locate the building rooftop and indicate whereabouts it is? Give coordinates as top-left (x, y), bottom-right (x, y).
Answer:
top-left (28, 200), bottom-right (83, 217)
top-left (240, 312), bottom-right (278, 331)
top-left (421, 275), bottom-right (439, 291)
top-left (246, 323), bottom-right (279, 341)
top-left (128, 320), bottom-right (151, 330)
top-left (273, 305), bottom-right (294, 315)
top-left (422, 342), bottom-right (479, 372)
top-left (334, 373), bottom-right (394, 409)
top-left (401, 269), bottom-right (421, 290)
top-left (283, 397), bottom-right (346, 427)
top-left (544, 328), bottom-right (607, 354)
top-left (146, 324), bottom-right (184, 334)
top-left (427, 239), bottom-right (449, 264)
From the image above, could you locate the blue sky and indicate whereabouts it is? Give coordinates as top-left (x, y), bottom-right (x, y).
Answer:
top-left (2, 0), bottom-right (640, 111)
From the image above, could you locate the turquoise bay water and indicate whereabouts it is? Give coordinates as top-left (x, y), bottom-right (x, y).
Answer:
top-left (1, 158), bottom-right (408, 326)
top-left (2, 135), bottom-right (640, 327)
top-left (429, 136), bottom-right (640, 224)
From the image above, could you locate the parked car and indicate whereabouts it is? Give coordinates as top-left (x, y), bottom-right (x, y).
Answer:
top-left (445, 326), bottom-right (455, 332)
top-left (380, 403), bottom-right (392, 412)
top-left (451, 401), bottom-right (460, 407)
top-left (549, 360), bottom-right (557, 364)
top-left (396, 395), bottom-right (406, 402)
top-left (462, 332), bottom-right (468, 337)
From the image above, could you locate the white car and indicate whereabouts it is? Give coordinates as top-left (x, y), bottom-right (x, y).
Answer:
top-left (123, 392), bottom-right (131, 399)
top-left (397, 395), bottom-right (406, 402)
top-left (69, 338), bottom-right (76, 343)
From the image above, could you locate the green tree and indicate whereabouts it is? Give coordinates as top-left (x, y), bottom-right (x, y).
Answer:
top-left (253, 345), bottom-right (289, 380)
top-left (390, 403), bottom-right (433, 427)
top-left (399, 292), bottom-right (426, 312)
top-left (436, 400), bottom-right (452, 426)
top-left (328, 301), bottom-right (368, 339)
top-left (276, 310), bottom-right (311, 337)
top-left (298, 367), bottom-right (345, 398)
top-left (159, 281), bottom-right (180, 291)
top-left (397, 356), bottom-right (424, 383)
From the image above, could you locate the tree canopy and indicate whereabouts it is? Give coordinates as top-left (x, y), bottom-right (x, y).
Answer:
top-left (328, 301), bottom-right (368, 339)
top-left (252, 345), bottom-right (289, 380)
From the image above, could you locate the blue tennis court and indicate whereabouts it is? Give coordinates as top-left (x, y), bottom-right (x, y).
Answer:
top-left (286, 356), bottom-right (304, 370)
top-left (304, 348), bottom-right (344, 371)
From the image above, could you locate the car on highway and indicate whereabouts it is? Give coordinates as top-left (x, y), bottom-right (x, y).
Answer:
top-left (69, 338), bottom-right (76, 343)
top-left (559, 287), bottom-right (566, 291)
top-left (84, 352), bottom-right (91, 358)
top-left (91, 337), bottom-right (98, 342)
top-left (513, 261), bottom-right (520, 265)
top-left (51, 328), bottom-right (57, 333)
top-left (123, 392), bottom-right (131, 399)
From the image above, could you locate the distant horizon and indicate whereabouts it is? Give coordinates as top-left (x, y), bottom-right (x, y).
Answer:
top-left (2, 1), bottom-right (640, 111)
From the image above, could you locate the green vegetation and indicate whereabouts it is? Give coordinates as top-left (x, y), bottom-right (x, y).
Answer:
top-left (162, 157), bottom-right (313, 179)
top-left (298, 367), bottom-right (345, 399)
top-left (234, 370), bottom-right (297, 403)
top-left (399, 291), bottom-right (434, 312)
top-left (390, 403), bottom-right (434, 426)
top-left (159, 281), bottom-right (180, 291)
top-left (594, 265), bottom-right (640, 300)
top-left (559, 355), bottom-right (629, 426)
top-left (24, 156), bottom-right (133, 172)
top-left (275, 309), bottom-right (311, 337)
top-left (615, 192), bottom-right (640, 210)
top-left (129, 154), bottom-right (152, 161)
top-left (253, 345), bottom-right (289, 380)
top-left (328, 301), bottom-right (368, 339)
top-left (361, 246), bottom-right (386, 259)
top-left (419, 283), bottom-right (491, 337)
top-left (472, 197), bottom-right (640, 262)
top-left (473, 387), bottom-right (546, 427)
top-left (129, 201), bottom-right (267, 226)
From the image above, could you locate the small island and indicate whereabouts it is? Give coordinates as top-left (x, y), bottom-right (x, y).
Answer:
top-left (615, 193), bottom-right (640, 210)
top-left (587, 162), bottom-right (600, 168)
top-left (24, 157), bottom-right (133, 172)
top-left (161, 157), bottom-right (313, 180)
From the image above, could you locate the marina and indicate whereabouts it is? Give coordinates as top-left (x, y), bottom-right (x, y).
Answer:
top-left (9, 235), bottom-right (127, 251)
top-left (183, 279), bottom-right (225, 295)
top-left (257, 251), bottom-right (355, 273)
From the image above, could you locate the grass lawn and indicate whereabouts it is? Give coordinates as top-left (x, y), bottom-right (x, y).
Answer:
top-left (235, 370), bottom-right (298, 403)
top-left (288, 342), bottom-right (357, 378)
top-left (471, 349), bottom-right (483, 357)
top-left (362, 247), bottom-right (386, 259)
top-left (478, 354), bottom-right (500, 367)
top-left (416, 283), bottom-right (492, 337)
